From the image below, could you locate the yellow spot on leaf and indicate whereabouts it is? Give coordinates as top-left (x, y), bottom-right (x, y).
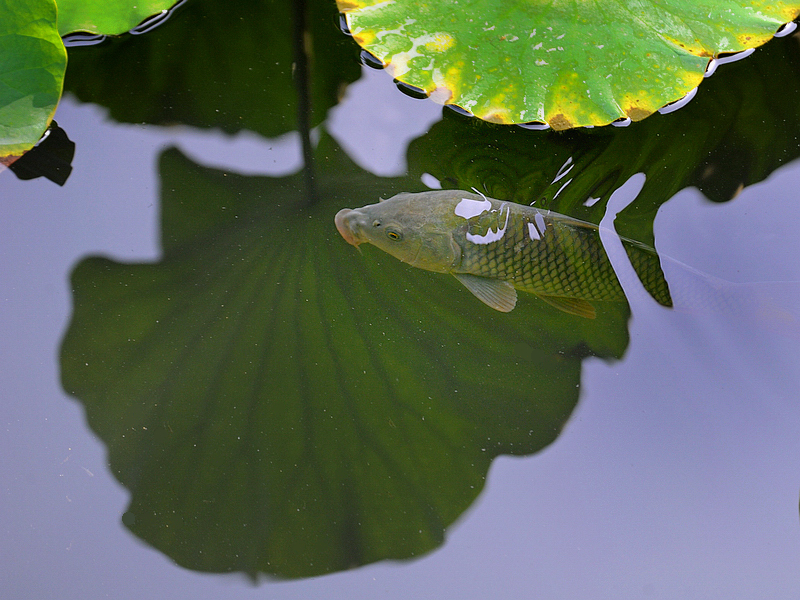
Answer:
top-left (548, 113), bottom-right (573, 130)
top-left (426, 33), bottom-right (455, 52)
top-left (353, 31), bottom-right (376, 46)
top-left (627, 106), bottom-right (651, 121)
top-left (335, 0), bottom-right (360, 11)
top-left (482, 110), bottom-right (512, 124)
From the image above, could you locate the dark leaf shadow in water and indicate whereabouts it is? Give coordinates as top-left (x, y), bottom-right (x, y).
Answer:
top-left (60, 135), bottom-right (629, 578)
top-left (63, 0), bottom-right (360, 139)
top-left (8, 121), bottom-right (75, 186)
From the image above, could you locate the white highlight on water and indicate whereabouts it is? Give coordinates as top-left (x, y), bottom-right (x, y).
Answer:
top-left (716, 48), bottom-right (755, 65)
top-left (421, 172), bottom-right (442, 189)
top-left (534, 212), bottom-right (547, 237)
top-left (466, 205), bottom-right (511, 244)
top-left (776, 21), bottom-right (797, 37)
top-left (455, 198), bottom-right (492, 219)
top-left (658, 87), bottom-right (697, 115)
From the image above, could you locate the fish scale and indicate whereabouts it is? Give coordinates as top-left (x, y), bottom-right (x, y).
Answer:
top-left (456, 207), bottom-right (627, 301)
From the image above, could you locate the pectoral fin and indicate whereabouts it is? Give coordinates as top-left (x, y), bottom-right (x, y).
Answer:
top-left (536, 295), bottom-right (597, 319)
top-left (454, 274), bottom-right (517, 312)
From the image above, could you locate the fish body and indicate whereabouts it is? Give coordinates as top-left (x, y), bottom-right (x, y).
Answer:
top-left (335, 190), bottom-right (668, 316)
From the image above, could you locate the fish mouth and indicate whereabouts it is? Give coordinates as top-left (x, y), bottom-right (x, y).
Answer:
top-left (335, 208), bottom-right (362, 247)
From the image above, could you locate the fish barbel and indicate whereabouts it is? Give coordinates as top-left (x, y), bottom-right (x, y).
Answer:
top-left (334, 190), bottom-right (671, 316)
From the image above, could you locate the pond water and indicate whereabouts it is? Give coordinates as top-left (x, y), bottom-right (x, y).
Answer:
top-left (3, 7), bottom-right (800, 599)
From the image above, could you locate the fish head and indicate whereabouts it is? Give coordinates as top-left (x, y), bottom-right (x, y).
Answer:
top-left (335, 192), bottom-right (463, 273)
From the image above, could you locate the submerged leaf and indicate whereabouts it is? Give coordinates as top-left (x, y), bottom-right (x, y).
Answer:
top-left (338, 0), bottom-right (800, 128)
top-left (0, 0), bottom-right (66, 160)
top-left (60, 140), bottom-right (629, 578)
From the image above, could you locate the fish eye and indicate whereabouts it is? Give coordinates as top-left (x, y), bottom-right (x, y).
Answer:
top-left (386, 228), bottom-right (403, 241)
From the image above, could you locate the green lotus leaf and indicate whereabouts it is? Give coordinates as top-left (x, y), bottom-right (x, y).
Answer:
top-left (338, 0), bottom-right (800, 129)
top-left (57, 0), bottom-right (181, 36)
top-left (0, 0), bottom-right (65, 162)
top-left (60, 137), bottom-right (630, 578)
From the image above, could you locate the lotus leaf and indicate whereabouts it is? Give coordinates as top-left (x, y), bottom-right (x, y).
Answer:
top-left (338, 0), bottom-right (800, 129)
top-left (0, 0), bottom-right (65, 162)
top-left (58, 0), bottom-right (181, 35)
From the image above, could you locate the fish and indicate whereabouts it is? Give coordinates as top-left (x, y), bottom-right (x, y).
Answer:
top-left (334, 190), bottom-right (672, 317)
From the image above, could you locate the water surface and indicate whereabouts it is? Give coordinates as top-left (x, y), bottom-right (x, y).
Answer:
top-left (2, 17), bottom-right (800, 600)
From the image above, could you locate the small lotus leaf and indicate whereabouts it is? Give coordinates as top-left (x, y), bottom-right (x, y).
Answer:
top-left (57, 0), bottom-right (181, 36)
top-left (0, 0), bottom-right (65, 161)
top-left (338, 0), bottom-right (800, 129)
